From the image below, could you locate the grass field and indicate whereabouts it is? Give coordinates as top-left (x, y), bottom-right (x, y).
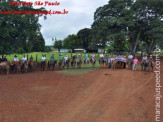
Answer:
top-left (3, 50), bottom-right (163, 62)
top-left (4, 52), bottom-right (106, 62)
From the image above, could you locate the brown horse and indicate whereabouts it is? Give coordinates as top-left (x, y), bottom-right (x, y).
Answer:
top-left (29, 61), bottom-right (35, 72)
top-left (11, 61), bottom-right (21, 74)
top-left (20, 60), bottom-right (28, 73)
top-left (0, 61), bottom-right (11, 75)
top-left (48, 60), bottom-right (57, 70)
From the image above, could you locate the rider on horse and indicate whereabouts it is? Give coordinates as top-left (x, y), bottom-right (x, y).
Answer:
top-left (13, 55), bottom-right (19, 65)
top-left (0, 55), bottom-right (7, 69)
top-left (50, 54), bottom-right (54, 62)
top-left (22, 55), bottom-right (27, 66)
top-left (64, 55), bottom-right (68, 65)
top-left (149, 55), bottom-right (154, 68)
top-left (41, 55), bottom-right (46, 68)
top-left (77, 54), bottom-right (82, 63)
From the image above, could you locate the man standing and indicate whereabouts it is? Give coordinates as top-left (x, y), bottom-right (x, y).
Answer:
top-left (50, 54), bottom-right (54, 62)
top-left (133, 57), bottom-right (138, 71)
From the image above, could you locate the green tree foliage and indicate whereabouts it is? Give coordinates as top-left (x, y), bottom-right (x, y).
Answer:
top-left (0, 0), bottom-right (47, 54)
top-left (91, 0), bottom-right (163, 54)
top-left (63, 34), bottom-right (78, 50)
top-left (54, 39), bottom-right (63, 52)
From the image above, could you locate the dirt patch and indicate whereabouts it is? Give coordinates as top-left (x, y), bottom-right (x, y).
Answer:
top-left (0, 59), bottom-right (162, 122)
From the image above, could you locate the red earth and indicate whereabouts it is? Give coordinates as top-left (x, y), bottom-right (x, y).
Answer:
top-left (0, 58), bottom-right (162, 122)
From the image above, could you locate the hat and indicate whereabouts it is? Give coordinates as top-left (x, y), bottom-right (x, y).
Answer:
top-left (150, 55), bottom-right (152, 57)
top-left (79, 54), bottom-right (81, 55)
top-left (14, 55), bottom-right (17, 57)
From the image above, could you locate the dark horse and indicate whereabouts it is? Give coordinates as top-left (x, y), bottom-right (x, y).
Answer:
top-left (99, 57), bottom-right (105, 68)
top-left (141, 60), bottom-right (154, 71)
top-left (48, 60), bottom-right (57, 70)
top-left (58, 59), bottom-right (63, 70)
top-left (41, 61), bottom-right (47, 70)
top-left (77, 59), bottom-right (82, 69)
top-left (71, 59), bottom-right (76, 68)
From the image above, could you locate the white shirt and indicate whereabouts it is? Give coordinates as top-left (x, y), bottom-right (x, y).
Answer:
top-left (142, 56), bottom-right (147, 61)
top-left (100, 54), bottom-right (104, 58)
top-left (64, 56), bottom-right (68, 61)
top-left (42, 57), bottom-right (46, 61)
top-left (128, 55), bottom-right (133, 60)
top-left (22, 57), bottom-right (27, 62)
top-left (92, 54), bottom-right (95, 58)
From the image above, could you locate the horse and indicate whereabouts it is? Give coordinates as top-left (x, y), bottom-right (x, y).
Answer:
top-left (20, 60), bottom-right (28, 73)
top-left (28, 61), bottom-right (35, 72)
top-left (58, 59), bottom-right (63, 70)
top-left (77, 59), bottom-right (82, 69)
top-left (90, 57), bottom-right (96, 68)
top-left (141, 60), bottom-right (153, 72)
top-left (83, 58), bottom-right (89, 68)
top-left (41, 61), bottom-right (47, 71)
top-left (0, 61), bottom-right (11, 75)
top-left (11, 61), bottom-right (21, 74)
top-left (63, 59), bottom-right (70, 69)
top-left (99, 57), bottom-right (105, 68)
top-left (48, 60), bottom-right (57, 70)
top-left (71, 59), bottom-right (76, 68)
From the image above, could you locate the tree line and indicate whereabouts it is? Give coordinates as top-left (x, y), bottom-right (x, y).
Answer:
top-left (54, 0), bottom-right (163, 54)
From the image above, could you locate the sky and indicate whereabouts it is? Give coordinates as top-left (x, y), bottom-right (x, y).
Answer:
top-left (30, 0), bottom-right (109, 45)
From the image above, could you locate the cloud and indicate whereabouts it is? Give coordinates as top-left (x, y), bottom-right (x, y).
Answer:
top-left (23, 0), bottom-right (108, 45)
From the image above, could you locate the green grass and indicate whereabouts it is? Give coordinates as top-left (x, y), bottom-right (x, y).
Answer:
top-left (4, 52), bottom-right (104, 63)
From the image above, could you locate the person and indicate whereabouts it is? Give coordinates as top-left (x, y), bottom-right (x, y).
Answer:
top-left (149, 55), bottom-right (154, 67)
top-left (123, 56), bottom-right (127, 68)
top-left (92, 53), bottom-right (96, 62)
top-left (72, 54), bottom-right (76, 60)
top-left (22, 55), bottom-right (27, 66)
top-left (133, 57), bottom-right (138, 71)
top-left (64, 55), bottom-right (68, 65)
top-left (142, 54), bottom-right (148, 62)
top-left (99, 53), bottom-right (104, 59)
top-left (14, 55), bottom-right (19, 61)
top-left (30, 55), bottom-right (33, 63)
top-left (84, 53), bottom-right (88, 59)
top-left (107, 55), bottom-right (112, 68)
top-left (50, 54), bottom-right (54, 62)
top-left (128, 54), bottom-right (133, 60)
top-left (42, 55), bottom-right (46, 62)
top-left (78, 54), bottom-right (82, 63)
top-left (2, 56), bottom-right (7, 68)
top-left (59, 54), bottom-right (63, 61)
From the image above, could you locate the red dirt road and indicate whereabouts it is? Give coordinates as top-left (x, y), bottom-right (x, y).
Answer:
top-left (0, 62), bottom-right (162, 122)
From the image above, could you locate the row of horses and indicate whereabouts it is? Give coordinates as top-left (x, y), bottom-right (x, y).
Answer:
top-left (0, 58), bottom-right (154, 75)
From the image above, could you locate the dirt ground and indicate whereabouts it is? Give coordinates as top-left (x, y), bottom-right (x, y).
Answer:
top-left (0, 59), bottom-right (162, 122)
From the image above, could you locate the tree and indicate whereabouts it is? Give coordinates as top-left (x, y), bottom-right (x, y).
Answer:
top-left (54, 39), bottom-right (63, 52)
top-left (63, 34), bottom-right (78, 50)
top-left (0, 0), bottom-right (47, 54)
top-left (77, 28), bottom-right (92, 50)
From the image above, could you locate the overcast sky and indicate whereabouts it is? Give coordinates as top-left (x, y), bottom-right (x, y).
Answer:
top-left (31, 0), bottom-right (109, 45)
